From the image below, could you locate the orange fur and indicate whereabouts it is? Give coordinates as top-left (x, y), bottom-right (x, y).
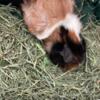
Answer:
top-left (22, 0), bottom-right (74, 36)
top-left (43, 28), bottom-right (61, 52)
top-left (68, 31), bottom-right (81, 44)
top-left (63, 63), bottom-right (80, 71)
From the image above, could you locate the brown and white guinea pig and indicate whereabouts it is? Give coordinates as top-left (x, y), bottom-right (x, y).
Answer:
top-left (0, 0), bottom-right (86, 71)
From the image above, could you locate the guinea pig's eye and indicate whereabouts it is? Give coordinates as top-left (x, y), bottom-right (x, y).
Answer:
top-left (52, 42), bottom-right (64, 52)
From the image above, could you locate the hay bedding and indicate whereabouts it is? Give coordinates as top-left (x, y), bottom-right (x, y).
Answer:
top-left (0, 5), bottom-right (100, 100)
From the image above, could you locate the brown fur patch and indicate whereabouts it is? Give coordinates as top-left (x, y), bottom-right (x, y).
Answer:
top-left (43, 28), bottom-right (62, 52)
top-left (68, 31), bottom-right (81, 44)
top-left (62, 63), bottom-right (80, 71)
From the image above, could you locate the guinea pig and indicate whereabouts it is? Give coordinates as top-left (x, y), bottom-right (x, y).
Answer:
top-left (22, 0), bottom-right (86, 70)
top-left (0, 0), bottom-right (86, 71)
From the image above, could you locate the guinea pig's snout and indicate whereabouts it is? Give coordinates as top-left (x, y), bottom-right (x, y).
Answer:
top-left (69, 35), bottom-right (86, 62)
top-left (63, 37), bottom-right (86, 62)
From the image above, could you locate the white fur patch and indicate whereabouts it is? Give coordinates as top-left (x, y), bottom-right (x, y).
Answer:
top-left (62, 14), bottom-right (82, 40)
top-left (36, 21), bottom-right (63, 40)
top-left (36, 13), bottom-right (82, 40)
